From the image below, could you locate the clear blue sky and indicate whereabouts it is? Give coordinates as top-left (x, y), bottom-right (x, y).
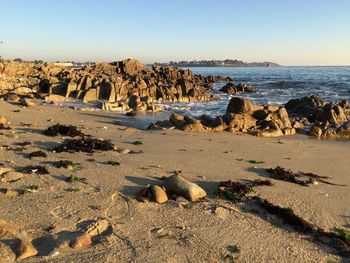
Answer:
top-left (1, 0), bottom-right (349, 65)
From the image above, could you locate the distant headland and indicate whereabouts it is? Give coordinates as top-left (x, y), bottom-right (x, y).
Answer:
top-left (153, 59), bottom-right (280, 67)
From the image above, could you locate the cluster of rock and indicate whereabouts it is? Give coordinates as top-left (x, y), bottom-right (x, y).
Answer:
top-left (285, 96), bottom-right (350, 139)
top-left (150, 95), bottom-right (350, 139)
top-left (0, 59), bottom-right (232, 112)
top-left (136, 174), bottom-right (207, 204)
top-left (149, 97), bottom-right (297, 137)
top-left (219, 82), bottom-right (253, 94)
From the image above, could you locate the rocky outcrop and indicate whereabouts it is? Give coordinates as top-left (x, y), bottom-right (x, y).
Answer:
top-left (219, 82), bottom-right (253, 94)
top-left (0, 59), bottom-right (233, 113)
top-left (285, 96), bottom-right (350, 139)
top-left (150, 97), bottom-right (296, 137)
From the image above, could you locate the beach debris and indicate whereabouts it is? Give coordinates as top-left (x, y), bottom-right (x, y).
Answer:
top-left (13, 141), bottom-right (32, 147)
top-left (0, 219), bottom-right (38, 260)
top-left (44, 123), bottom-right (85, 137)
top-left (247, 160), bottom-right (265, 164)
top-left (252, 197), bottom-right (350, 256)
top-left (65, 174), bottom-right (81, 183)
top-left (20, 165), bottom-right (49, 174)
top-left (131, 140), bottom-right (143, 145)
top-left (334, 228), bottom-right (350, 245)
top-left (266, 166), bottom-right (345, 186)
top-left (223, 244), bottom-right (240, 261)
top-left (252, 178), bottom-right (274, 186)
top-left (71, 219), bottom-right (110, 249)
top-left (106, 160), bottom-right (120, 166)
top-left (25, 184), bottom-right (39, 193)
top-left (53, 160), bottom-right (80, 170)
top-left (218, 179), bottom-right (350, 256)
top-left (29, 150), bottom-right (48, 159)
top-left (65, 187), bottom-right (81, 192)
top-left (218, 181), bottom-right (254, 201)
top-left (54, 137), bottom-right (116, 153)
top-left (163, 175), bottom-right (207, 201)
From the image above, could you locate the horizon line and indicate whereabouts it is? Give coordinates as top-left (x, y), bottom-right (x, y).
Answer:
top-left (1, 57), bottom-right (349, 67)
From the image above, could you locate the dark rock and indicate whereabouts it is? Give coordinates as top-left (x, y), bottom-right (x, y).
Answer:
top-left (219, 83), bottom-right (253, 94)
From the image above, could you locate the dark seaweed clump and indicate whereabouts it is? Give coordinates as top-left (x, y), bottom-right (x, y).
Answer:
top-left (266, 166), bottom-right (345, 186)
top-left (218, 179), bottom-right (350, 256)
top-left (266, 166), bottom-right (309, 186)
top-left (29, 150), bottom-right (48, 159)
top-left (54, 137), bottom-right (116, 153)
top-left (53, 160), bottom-right (80, 169)
top-left (218, 181), bottom-right (254, 201)
top-left (44, 124), bottom-right (85, 137)
top-left (20, 165), bottom-right (49, 174)
top-left (253, 197), bottom-right (350, 256)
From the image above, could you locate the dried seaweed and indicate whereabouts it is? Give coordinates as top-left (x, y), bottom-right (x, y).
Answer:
top-left (218, 181), bottom-right (254, 201)
top-left (20, 165), bottom-right (49, 174)
top-left (44, 123), bottom-right (85, 137)
top-left (266, 166), bottom-right (308, 186)
top-left (252, 179), bottom-right (273, 186)
top-left (29, 150), bottom-right (48, 159)
top-left (54, 137), bottom-right (116, 153)
top-left (266, 166), bottom-right (346, 186)
top-left (14, 141), bottom-right (32, 146)
top-left (253, 197), bottom-right (350, 256)
top-left (53, 160), bottom-right (80, 169)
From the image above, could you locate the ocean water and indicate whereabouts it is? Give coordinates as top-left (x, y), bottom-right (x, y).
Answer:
top-left (162, 66), bottom-right (350, 117)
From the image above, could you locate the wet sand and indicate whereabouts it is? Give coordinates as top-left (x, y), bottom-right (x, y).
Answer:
top-left (0, 101), bottom-right (349, 262)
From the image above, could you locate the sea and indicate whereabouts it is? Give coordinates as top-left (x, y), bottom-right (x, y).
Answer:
top-left (162, 66), bottom-right (350, 117)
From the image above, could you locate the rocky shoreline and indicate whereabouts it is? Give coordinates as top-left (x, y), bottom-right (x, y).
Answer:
top-left (1, 59), bottom-right (349, 140)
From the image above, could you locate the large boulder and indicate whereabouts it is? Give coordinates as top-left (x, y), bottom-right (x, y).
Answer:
top-left (163, 175), bottom-right (207, 201)
top-left (285, 95), bottom-right (325, 118)
top-left (226, 97), bottom-right (262, 114)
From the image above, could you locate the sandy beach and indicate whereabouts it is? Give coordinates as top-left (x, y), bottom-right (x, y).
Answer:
top-left (0, 101), bottom-right (349, 262)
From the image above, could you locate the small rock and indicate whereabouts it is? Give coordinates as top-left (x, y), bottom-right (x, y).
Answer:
top-left (163, 175), bottom-right (207, 201)
top-left (118, 148), bottom-right (130, 154)
top-left (150, 185), bottom-right (168, 204)
top-left (20, 98), bottom-right (36, 107)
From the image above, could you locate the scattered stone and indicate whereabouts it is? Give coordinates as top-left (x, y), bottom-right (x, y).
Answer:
top-left (150, 185), bottom-right (168, 204)
top-left (163, 175), bottom-right (207, 201)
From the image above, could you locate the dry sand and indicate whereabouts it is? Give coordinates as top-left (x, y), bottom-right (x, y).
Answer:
top-left (0, 101), bottom-right (349, 262)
